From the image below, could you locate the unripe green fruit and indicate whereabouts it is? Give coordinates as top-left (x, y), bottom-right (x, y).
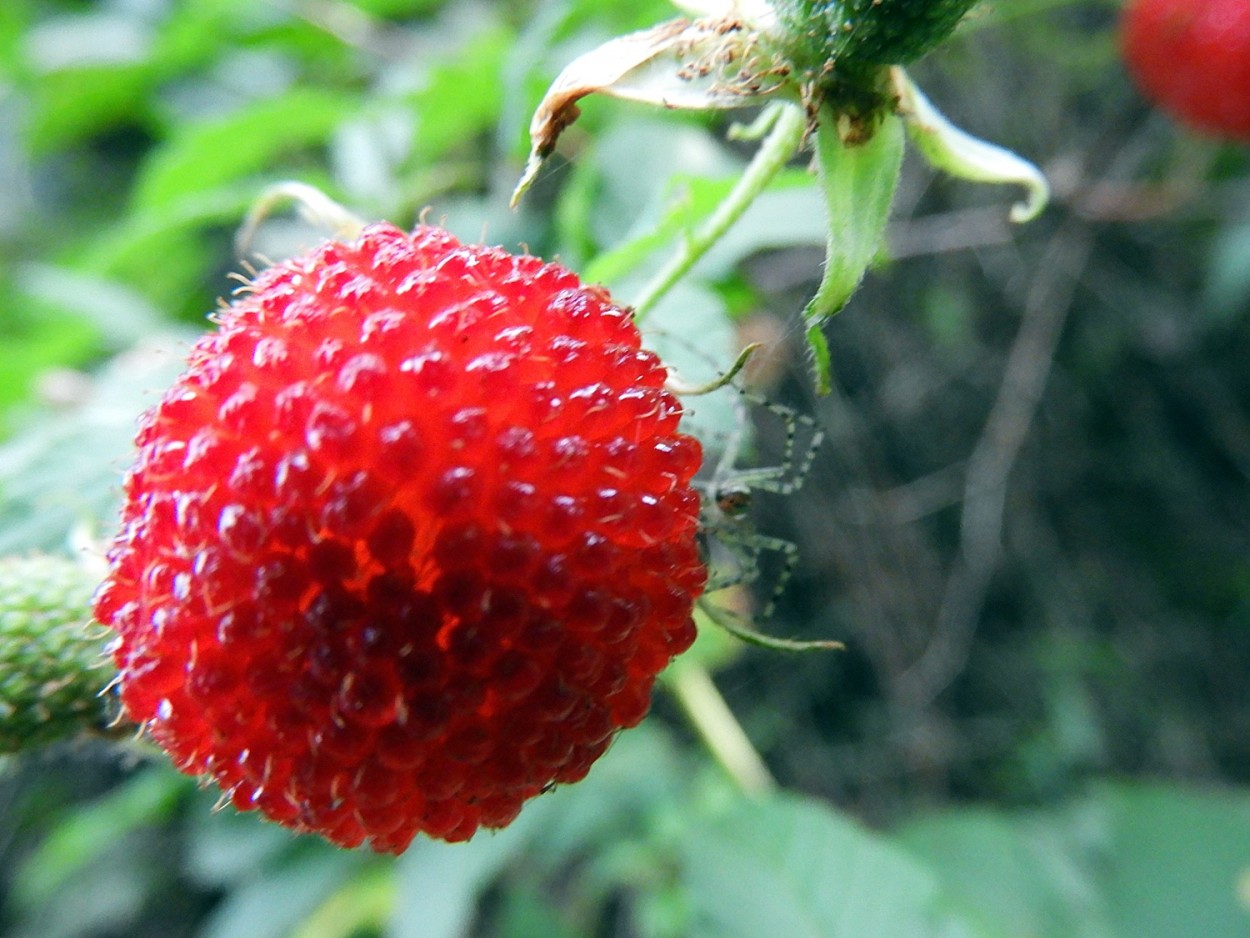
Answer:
top-left (0, 555), bottom-right (116, 752)
top-left (772, 0), bottom-right (978, 75)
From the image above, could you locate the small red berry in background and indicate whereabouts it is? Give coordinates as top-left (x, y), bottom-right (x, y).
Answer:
top-left (1121, 0), bottom-right (1250, 144)
top-left (93, 222), bottom-right (706, 853)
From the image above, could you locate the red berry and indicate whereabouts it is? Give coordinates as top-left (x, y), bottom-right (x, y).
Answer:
top-left (1121, 0), bottom-right (1250, 143)
top-left (95, 223), bottom-right (706, 853)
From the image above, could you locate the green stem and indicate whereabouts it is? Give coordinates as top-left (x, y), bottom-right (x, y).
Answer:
top-left (668, 662), bottom-right (775, 795)
top-left (0, 554), bottom-right (119, 754)
top-left (632, 102), bottom-right (806, 321)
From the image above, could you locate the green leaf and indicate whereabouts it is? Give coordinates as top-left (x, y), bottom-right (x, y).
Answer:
top-left (407, 26), bottom-right (512, 166)
top-left (694, 181), bottom-right (830, 282)
top-left (583, 170), bottom-right (824, 288)
top-left (1101, 784), bottom-right (1250, 938)
top-left (578, 117), bottom-right (744, 284)
top-left (675, 792), bottom-right (975, 938)
top-left (79, 181), bottom-right (282, 315)
top-left (518, 723), bottom-right (688, 875)
top-left (0, 1), bottom-right (29, 81)
top-left (896, 807), bottom-right (1114, 938)
top-left (1205, 220), bottom-right (1250, 320)
top-left (350, 0), bottom-right (445, 15)
top-left (200, 848), bottom-right (366, 938)
top-left (390, 828), bottom-right (532, 938)
top-left (147, 0), bottom-right (254, 69)
top-left (895, 784), bottom-right (1250, 938)
top-left (0, 300), bottom-right (100, 437)
top-left (24, 60), bottom-right (154, 155)
top-left (130, 88), bottom-right (359, 214)
top-left (0, 332), bottom-right (193, 555)
top-left (584, 175), bottom-right (740, 287)
top-left (15, 263), bottom-right (166, 348)
top-left (13, 768), bottom-right (188, 908)
top-left (291, 864), bottom-right (396, 938)
top-left (183, 795), bottom-right (306, 889)
top-left (387, 726), bottom-right (687, 938)
top-left (488, 884), bottom-right (582, 938)
top-left (639, 279), bottom-right (739, 448)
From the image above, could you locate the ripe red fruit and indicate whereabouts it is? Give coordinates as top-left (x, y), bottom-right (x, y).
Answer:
top-left (1121, 0), bottom-right (1250, 143)
top-left (94, 222), bottom-right (706, 853)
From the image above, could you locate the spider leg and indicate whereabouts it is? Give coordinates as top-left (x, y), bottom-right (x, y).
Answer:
top-left (730, 389), bottom-right (825, 497)
top-left (697, 595), bottom-right (845, 653)
top-left (694, 386), bottom-right (825, 623)
top-left (702, 522), bottom-right (800, 621)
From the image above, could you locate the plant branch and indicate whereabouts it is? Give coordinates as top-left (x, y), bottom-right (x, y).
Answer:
top-left (668, 661), bottom-right (775, 795)
top-left (895, 222), bottom-right (1092, 710)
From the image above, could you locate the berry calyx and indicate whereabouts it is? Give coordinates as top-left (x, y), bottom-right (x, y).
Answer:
top-left (1121, 0), bottom-right (1250, 144)
top-left (95, 222), bottom-right (706, 853)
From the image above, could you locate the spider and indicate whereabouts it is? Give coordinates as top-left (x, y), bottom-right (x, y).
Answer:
top-left (696, 384), bottom-right (824, 623)
top-left (662, 341), bottom-right (842, 652)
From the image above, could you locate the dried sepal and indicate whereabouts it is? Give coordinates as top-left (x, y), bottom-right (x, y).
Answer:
top-left (512, 16), bottom-right (791, 206)
top-left (671, 0), bottom-right (778, 23)
top-left (235, 181), bottom-right (366, 260)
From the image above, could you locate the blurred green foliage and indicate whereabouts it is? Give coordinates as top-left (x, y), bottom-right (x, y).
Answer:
top-left (2, 0), bottom-right (1250, 935)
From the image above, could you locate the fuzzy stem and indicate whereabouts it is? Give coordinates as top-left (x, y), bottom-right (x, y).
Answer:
top-left (668, 662), bottom-right (775, 795)
top-left (632, 102), bottom-right (806, 321)
top-left (0, 554), bottom-right (118, 753)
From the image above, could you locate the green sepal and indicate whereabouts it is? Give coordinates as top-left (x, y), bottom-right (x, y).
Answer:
top-left (0, 554), bottom-right (117, 753)
top-left (894, 68), bottom-right (1049, 223)
top-left (802, 109), bottom-right (904, 392)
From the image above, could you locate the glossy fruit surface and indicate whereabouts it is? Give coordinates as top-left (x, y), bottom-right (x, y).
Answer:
top-left (95, 223), bottom-right (705, 852)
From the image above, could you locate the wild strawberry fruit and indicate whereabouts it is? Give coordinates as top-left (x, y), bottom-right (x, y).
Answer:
top-left (94, 222), bottom-right (705, 853)
top-left (1121, 0), bottom-right (1250, 144)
